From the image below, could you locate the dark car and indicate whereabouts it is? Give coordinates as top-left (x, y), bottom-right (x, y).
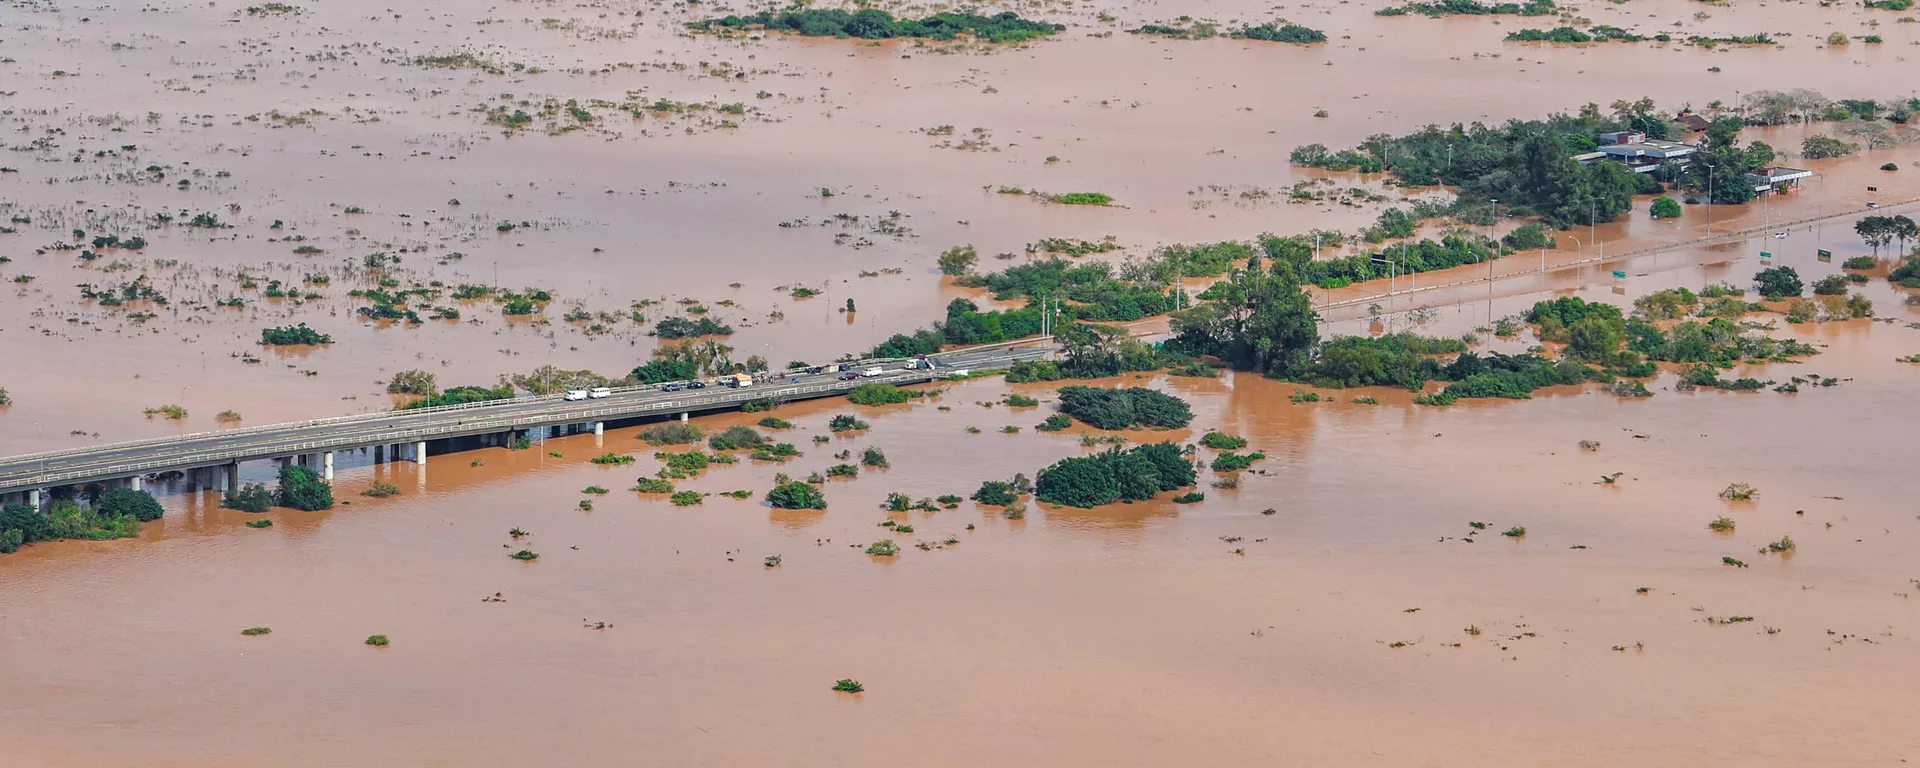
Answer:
top-left (839, 372), bottom-right (860, 380)
top-left (686, 380), bottom-right (706, 390)
top-left (806, 366), bottom-right (824, 375)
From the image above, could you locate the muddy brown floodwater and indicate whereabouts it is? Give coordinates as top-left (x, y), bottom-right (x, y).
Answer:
top-left (4, 0), bottom-right (1920, 763)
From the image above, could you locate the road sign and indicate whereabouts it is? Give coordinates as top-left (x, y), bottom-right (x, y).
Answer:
top-left (1611, 270), bottom-right (1626, 278)
top-left (1817, 248), bottom-right (1832, 262)
top-left (1760, 251), bottom-right (1772, 259)
top-left (1867, 186), bottom-right (1878, 193)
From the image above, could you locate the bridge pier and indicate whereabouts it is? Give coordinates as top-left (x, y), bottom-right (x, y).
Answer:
top-left (680, 412), bottom-right (689, 423)
top-left (224, 462), bottom-right (238, 490)
top-left (593, 421), bottom-right (604, 436)
top-left (415, 441), bottom-right (427, 465)
top-left (29, 488), bottom-right (42, 509)
top-left (374, 444), bottom-right (385, 463)
top-left (129, 476), bottom-right (143, 492)
top-left (323, 451), bottom-right (335, 481)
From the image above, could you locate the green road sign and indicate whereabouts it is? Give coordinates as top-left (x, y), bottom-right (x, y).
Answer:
top-left (1760, 251), bottom-right (1772, 259)
top-left (1611, 270), bottom-right (1626, 279)
top-left (1818, 248), bottom-right (1833, 259)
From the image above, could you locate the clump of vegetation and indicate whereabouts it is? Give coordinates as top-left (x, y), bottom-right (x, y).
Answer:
top-left (245, 519), bottom-right (273, 529)
top-left (1764, 535), bottom-right (1796, 553)
top-left (1172, 491), bottom-right (1205, 504)
top-left (826, 464), bottom-right (859, 479)
top-left (865, 540), bottom-right (901, 556)
top-left (1722, 556), bottom-right (1749, 568)
top-left (832, 679), bottom-right (866, 693)
top-left (708, 426), bottom-right (767, 451)
top-left (653, 316), bottom-right (734, 339)
top-left (750, 442), bottom-right (803, 462)
top-left (1719, 483), bottom-right (1757, 501)
top-left (1056, 386), bottom-right (1193, 430)
top-left (510, 549), bottom-right (540, 561)
top-left (215, 410), bottom-right (243, 424)
top-left (690, 9), bottom-right (1064, 44)
top-left (1502, 526), bottom-right (1527, 538)
top-left (222, 483), bottom-right (274, 513)
top-left (1199, 431), bottom-right (1249, 450)
top-left (1003, 393), bottom-right (1039, 408)
top-left (276, 465), bottom-right (334, 511)
top-left (767, 482), bottom-right (827, 510)
top-left (1753, 266), bottom-right (1803, 299)
top-left (758, 417), bottom-right (793, 429)
top-left (828, 414), bottom-right (870, 432)
top-left (241, 627), bottom-right (273, 636)
top-left (1035, 414), bottom-right (1073, 432)
top-left (259, 323), bottom-right (332, 346)
top-left (1708, 516), bottom-right (1737, 533)
top-left (361, 482), bottom-right (401, 498)
top-left (144, 405), bottom-right (189, 420)
top-left (861, 447), bottom-right (890, 468)
top-left (631, 478), bottom-right (675, 494)
top-left (848, 382), bottom-right (917, 406)
top-left (655, 451), bottom-right (712, 477)
top-left (590, 453), bottom-right (636, 465)
top-left (640, 422), bottom-right (705, 445)
top-left (1210, 451), bottom-right (1267, 473)
top-left (399, 385), bottom-right (513, 410)
top-left (1377, 0), bottom-right (1557, 16)
top-left (365, 635), bottom-right (391, 646)
top-left (971, 480), bottom-right (1019, 506)
top-left (1034, 443), bottom-right (1195, 507)
top-left (670, 491), bottom-right (705, 507)
top-left (582, 486), bottom-right (610, 495)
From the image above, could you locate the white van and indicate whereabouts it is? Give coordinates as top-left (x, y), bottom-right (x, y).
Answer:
top-left (588, 387), bottom-right (612, 399)
top-left (562, 389), bottom-right (589, 401)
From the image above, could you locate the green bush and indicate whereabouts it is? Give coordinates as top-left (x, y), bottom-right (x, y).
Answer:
top-left (861, 447), bottom-right (889, 468)
top-left (1035, 414), bottom-right (1072, 432)
top-left (259, 323), bottom-right (332, 345)
top-left (865, 540), bottom-right (901, 556)
top-left (1056, 386), bottom-right (1193, 430)
top-left (1172, 491), bottom-right (1205, 504)
top-left (1809, 275), bottom-right (1850, 296)
top-left (640, 422), bottom-right (705, 445)
top-left (1650, 196), bottom-right (1682, 219)
top-left (245, 519), bottom-right (273, 528)
top-left (1842, 256), bottom-right (1877, 270)
top-left (1034, 442), bottom-right (1195, 507)
top-left (1199, 431), bottom-right (1248, 450)
top-left (670, 491), bottom-right (705, 506)
top-left (631, 477), bottom-right (675, 493)
top-left (828, 414), bottom-right (869, 432)
top-left (361, 481), bottom-right (402, 498)
top-left (826, 463), bottom-right (859, 478)
top-left (398, 384), bottom-right (512, 410)
top-left (749, 442), bottom-right (802, 462)
top-left (96, 488), bottom-right (164, 522)
top-left (1003, 393), bottom-right (1039, 407)
top-left (1210, 451), bottom-right (1267, 472)
top-left (971, 480), bottom-right (1019, 506)
top-left (693, 9), bottom-right (1064, 44)
top-left (708, 425), bottom-right (767, 451)
top-left (221, 483), bottom-right (274, 513)
top-left (757, 417), bottom-right (793, 429)
top-left (848, 382), bottom-right (914, 406)
top-left (767, 482), bottom-right (826, 510)
top-left (655, 451), bottom-right (711, 476)
top-left (275, 465), bottom-right (334, 511)
top-left (365, 635), bottom-right (390, 646)
top-left (1753, 266), bottom-right (1803, 298)
top-left (241, 627), bottom-right (272, 636)
top-left (590, 453), bottom-right (636, 465)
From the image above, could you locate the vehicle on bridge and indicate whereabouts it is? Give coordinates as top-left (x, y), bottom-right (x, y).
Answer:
top-left (588, 387), bottom-right (612, 399)
top-left (725, 373), bottom-right (754, 388)
top-left (563, 389), bottom-right (589, 401)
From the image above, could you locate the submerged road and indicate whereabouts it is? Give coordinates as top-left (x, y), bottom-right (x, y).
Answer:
top-left (0, 345), bottom-right (1053, 498)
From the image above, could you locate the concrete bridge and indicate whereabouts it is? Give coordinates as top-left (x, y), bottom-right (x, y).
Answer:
top-left (0, 345), bottom-right (1051, 508)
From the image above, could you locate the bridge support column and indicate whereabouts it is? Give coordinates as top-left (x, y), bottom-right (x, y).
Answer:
top-left (374, 444), bottom-right (385, 463)
top-left (593, 421), bottom-right (604, 436)
top-left (29, 488), bottom-right (42, 509)
top-left (224, 462), bottom-right (239, 491)
top-left (130, 476), bottom-right (143, 492)
top-left (415, 441), bottom-right (427, 465)
top-left (323, 451), bottom-right (335, 481)
top-left (680, 412), bottom-right (689, 423)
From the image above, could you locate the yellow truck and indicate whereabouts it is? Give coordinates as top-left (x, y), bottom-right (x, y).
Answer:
top-left (725, 373), bottom-right (754, 388)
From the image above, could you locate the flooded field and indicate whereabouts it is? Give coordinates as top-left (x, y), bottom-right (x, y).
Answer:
top-left (4, 0), bottom-right (1920, 763)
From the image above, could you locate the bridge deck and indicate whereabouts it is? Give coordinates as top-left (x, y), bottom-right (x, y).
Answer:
top-left (0, 346), bottom-right (1050, 494)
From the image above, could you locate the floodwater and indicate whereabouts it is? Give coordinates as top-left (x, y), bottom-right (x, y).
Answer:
top-left (4, 0), bottom-right (1920, 763)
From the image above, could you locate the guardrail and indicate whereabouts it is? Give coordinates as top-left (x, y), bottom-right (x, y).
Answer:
top-left (0, 348), bottom-right (1052, 491)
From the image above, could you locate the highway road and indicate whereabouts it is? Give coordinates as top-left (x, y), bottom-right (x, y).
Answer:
top-left (0, 344), bottom-right (1053, 496)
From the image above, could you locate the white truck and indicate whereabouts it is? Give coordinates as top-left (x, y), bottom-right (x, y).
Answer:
top-left (562, 389), bottom-right (589, 401)
top-left (863, 366), bottom-right (885, 377)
